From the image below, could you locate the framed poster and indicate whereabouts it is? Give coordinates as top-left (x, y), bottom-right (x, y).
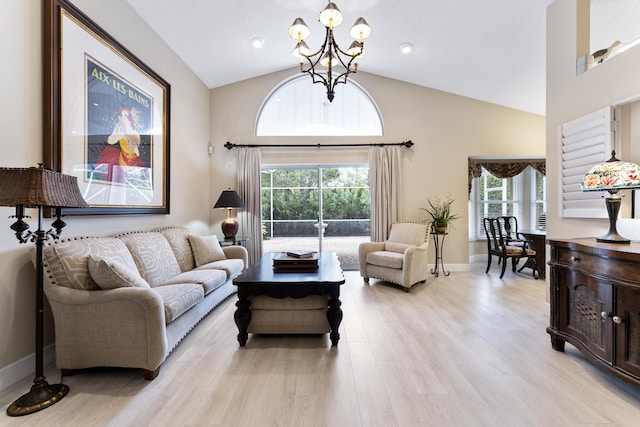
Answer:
top-left (44, 0), bottom-right (170, 215)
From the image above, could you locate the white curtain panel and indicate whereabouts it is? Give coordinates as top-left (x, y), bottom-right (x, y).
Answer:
top-left (237, 147), bottom-right (262, 264)
top-left (368, 145), bottom-right (402, 242)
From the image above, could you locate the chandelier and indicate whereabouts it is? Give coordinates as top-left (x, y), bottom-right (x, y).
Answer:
top-left (289, 2), bottom-right (371, 102)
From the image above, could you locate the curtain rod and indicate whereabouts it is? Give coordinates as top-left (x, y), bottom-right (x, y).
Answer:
top-left (224, 140), bottom-right (413, 150)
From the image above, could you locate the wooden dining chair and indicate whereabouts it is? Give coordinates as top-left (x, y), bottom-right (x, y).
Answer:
top-left (483, 217), bottom-right (536, 278)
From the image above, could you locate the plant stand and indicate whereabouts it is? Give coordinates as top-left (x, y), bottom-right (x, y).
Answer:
top-left (430, 230), bottom-right (450, 277)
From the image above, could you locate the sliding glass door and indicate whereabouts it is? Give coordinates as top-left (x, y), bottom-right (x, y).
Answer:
top-left (261, 165), bottom-right (369, 269)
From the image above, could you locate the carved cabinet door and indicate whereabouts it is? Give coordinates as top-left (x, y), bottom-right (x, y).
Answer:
top-left (615, 286), bottom-right (640, 378)
top-left (557, 269), bottom-right (613, 362)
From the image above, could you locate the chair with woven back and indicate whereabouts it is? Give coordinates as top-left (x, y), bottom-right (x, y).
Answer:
top-left (483, 217), bottom-right (536, 279)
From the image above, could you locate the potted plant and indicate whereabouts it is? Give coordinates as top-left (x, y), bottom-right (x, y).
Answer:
top-left (421, 195), bottom-right (460, 233)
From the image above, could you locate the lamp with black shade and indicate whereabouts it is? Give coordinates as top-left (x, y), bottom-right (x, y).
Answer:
top-left (213, 189), bottom-right (244, 241)
top-left (0, 165), bottom-right (88, 416)
top-left (581, 151), bottom-right (640, 244)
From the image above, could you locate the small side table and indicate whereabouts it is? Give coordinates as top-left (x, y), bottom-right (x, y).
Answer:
top-left (220, 236), bottom-right (249, 247)
top-left (430, 231), bottom-right (450, 277)
top-left (518, 230), bottom-right (545, 279)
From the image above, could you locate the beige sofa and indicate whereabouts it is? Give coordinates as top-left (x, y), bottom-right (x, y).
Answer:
top-left (42, 226), bottom-right (247, 380)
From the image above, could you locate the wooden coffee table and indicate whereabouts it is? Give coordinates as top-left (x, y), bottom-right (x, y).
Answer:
top-left (232, 252), bottom-right (345, 346)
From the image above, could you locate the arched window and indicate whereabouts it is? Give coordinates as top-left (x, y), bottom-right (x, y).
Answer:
top-left (256, 74), bottom-right (383, 136)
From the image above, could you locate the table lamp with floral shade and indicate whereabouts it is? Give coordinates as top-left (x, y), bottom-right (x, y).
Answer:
top-left (581, 151), bottom-right (640, 244)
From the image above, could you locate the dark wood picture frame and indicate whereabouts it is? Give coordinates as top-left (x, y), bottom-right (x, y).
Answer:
top-left (44, 0), bottom-right (170, 215)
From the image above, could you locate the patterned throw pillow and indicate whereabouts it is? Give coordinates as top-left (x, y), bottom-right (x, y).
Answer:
top-left (188, 235), bottom-right (227, 267)
top-left (156, 227), bottom-right (196, 272)
top-left (116, 232), bottom-right (181, 287)
top-left (88, 255), bottom-right (150, 290)
top-left (53, 237), bottom-right (139, 290)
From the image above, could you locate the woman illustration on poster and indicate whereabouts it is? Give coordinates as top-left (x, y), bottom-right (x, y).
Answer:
top-left (95, 106), bottom-right (146, 182)
top-left (86, 58), bottom-right (152, 188)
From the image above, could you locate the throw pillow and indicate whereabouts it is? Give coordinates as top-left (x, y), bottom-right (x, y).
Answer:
top-left (188, 234), bottom-right (227, 267)
top-left (53, 237), bottom-right (138, 291)
top-left (88, 255), bottom-right (150, 290)
top-left (116, 232), bottom-right (181, 287)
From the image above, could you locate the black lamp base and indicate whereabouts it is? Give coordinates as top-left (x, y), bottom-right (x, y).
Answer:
top-left (597, 193), bottom-right (631, 244)
top-left (596, 233), bottom-right (631, 244)
top-left (6, 380), bottom-right (69, 416)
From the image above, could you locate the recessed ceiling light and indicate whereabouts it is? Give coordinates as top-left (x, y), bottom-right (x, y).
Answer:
top-left (251, 37), bottom-right (264, 49)
top-left (400, 43), bottom-right (413, 54)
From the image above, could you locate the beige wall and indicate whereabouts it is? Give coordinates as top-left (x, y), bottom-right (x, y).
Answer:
top-left (1, 0), bottom-right (547, 384)
top-left (546, 0), bottom-right (640, 241)
top-left (0, 0), bottom-right (211, 375)
top-left (210, 70), bottom-right (546, 267)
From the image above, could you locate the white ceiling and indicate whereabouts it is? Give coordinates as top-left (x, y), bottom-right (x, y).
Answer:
top-left (125, 0), bottom-right (640, 116)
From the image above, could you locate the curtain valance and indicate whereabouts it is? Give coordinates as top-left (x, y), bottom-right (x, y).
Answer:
top-left (468, 158), bottom-right (546, 196)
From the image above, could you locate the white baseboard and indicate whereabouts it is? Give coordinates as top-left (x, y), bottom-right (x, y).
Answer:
top-left (427, 263), bottom-right (471, 272)
top-left (469, 254), bottom-right (487, 264)
top-left (0, 345), bottom-right (55, 392)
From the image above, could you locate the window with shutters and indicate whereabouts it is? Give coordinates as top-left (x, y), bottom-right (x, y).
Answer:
top-left (561, 106), bottom-right (616, 218)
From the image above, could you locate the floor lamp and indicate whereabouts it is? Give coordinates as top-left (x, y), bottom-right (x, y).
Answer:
top-left (0, 166), bottom-right (88, 416)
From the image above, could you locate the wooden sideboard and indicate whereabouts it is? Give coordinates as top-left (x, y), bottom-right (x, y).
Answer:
top-left (547, 238), bottom-right (640, 387)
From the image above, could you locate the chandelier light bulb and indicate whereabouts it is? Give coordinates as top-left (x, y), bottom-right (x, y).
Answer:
top-left (347, 41), bottom-right (364, 57)
top-left (288, 18), bottom-right (311, 41)
top-left (320, 52), bottom-right (337, 68)
top-left (293, 41), bottom-right (312, 58)
top-left (349, 18), bottom-right (372, 41)
top-left (320, 3), bottom-right (343, 28)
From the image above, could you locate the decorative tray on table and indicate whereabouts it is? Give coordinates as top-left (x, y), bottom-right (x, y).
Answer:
top-left (273, 252), bottom-right (319, 272)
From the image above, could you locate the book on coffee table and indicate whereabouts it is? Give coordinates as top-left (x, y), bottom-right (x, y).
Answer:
top-left (273, 252), bottom-right (319, 271)
top-left (286, 250), bottom-right (314, 258)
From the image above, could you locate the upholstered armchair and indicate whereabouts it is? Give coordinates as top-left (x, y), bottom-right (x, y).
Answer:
top-left (359, 222), bottom-right (430, 292)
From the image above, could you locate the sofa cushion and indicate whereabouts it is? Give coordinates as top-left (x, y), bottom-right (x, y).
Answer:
top-left (366, 250), bottom-right (404, 269)
top-left (52, 238), bottom-right (138, 290)
top-left (195, 258), bottom-right (244, 279)
top-left (188, 235), bottom-right (227, 266)
top-left (158, 269), bottom-right (227, 295)
top-left (152, 284), bottom-right (204, 324)
top-left (88, 255), bottom-right (150, 290)
top-left (117, 232), bottom-right (181, 287)
top-left (156, 227), bottom-right (196, 272)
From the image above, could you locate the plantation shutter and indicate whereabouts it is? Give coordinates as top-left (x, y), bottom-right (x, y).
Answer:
top-left (561, 106), bottom-right (616, 218)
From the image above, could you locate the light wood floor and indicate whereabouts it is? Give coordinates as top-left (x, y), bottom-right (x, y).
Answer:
top-left (2, 264), bottom-right (640, 426)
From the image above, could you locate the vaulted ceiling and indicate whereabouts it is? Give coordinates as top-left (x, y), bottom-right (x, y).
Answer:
top-left (126, 0), bottom-right (640, 116)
